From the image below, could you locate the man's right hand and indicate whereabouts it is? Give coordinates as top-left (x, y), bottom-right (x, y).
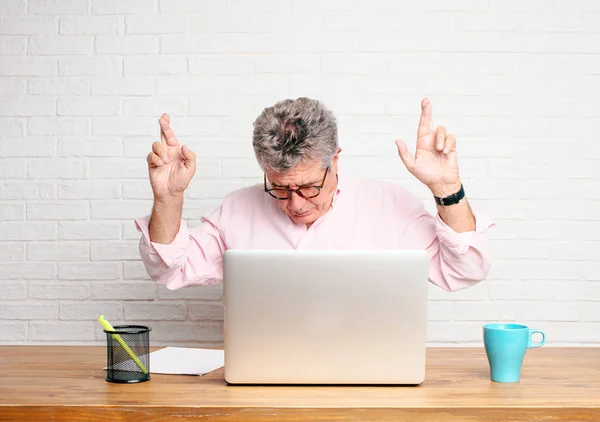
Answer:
top-left (147, 113), bottom-right (196, 202)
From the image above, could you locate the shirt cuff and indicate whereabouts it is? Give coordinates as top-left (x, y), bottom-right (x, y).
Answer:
top-left (134, 215), bottom-right (190, 268)
top-left (435, 210), bottom-right (495, 256)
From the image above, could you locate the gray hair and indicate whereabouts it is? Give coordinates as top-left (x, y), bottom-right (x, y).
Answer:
top-left (252, 97), bottom-right (338, 173)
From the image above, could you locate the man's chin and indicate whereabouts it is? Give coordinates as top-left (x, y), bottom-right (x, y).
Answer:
top-left (289, 211), bottom-right (313, 224)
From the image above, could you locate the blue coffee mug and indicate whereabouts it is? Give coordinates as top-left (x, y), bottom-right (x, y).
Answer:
top-left (483, 323), bottom-right (546, 383)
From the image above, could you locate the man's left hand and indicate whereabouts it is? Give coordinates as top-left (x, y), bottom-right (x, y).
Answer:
top-left (395, 98), bottom-right (462, 198)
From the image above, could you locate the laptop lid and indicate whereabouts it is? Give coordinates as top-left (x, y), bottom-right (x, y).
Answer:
top-left (223, 249), bottom-right (429, 385)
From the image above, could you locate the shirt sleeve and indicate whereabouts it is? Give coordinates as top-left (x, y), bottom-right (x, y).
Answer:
top-left (134, 206), bottom-right (226, 290)
top-left (403, 201), bottom-right (495, 292)
top-left (432, 209), bottom-right (495, 291)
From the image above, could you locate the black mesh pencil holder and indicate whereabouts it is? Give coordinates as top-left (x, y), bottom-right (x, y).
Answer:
top-left (104, 325), bottom-right (151, 383)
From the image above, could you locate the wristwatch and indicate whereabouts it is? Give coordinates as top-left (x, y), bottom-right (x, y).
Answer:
top-left (434, 184), bottom-right (465, 206)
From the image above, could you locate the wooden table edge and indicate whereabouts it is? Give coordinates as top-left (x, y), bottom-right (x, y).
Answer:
top-left (2, 405), bottom-right (600, 422)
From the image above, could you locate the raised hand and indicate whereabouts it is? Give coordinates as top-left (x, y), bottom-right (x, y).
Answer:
top-left (395, 98), bottom-right (461, 198)
top-left (147, 114), bottom-right (196, 201)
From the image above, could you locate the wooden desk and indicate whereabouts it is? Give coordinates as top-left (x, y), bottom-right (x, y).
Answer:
top-left (0, 346), bottom-right (598, 421)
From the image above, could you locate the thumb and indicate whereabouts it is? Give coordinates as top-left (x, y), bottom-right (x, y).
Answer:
top-left (395, 139), bottom-right (414, 172)
top-left (181, 145), bottom-right (196, 173)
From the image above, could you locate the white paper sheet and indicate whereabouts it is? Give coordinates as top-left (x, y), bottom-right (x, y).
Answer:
top-left (149, 346), bottom-right (224, 375)
top-left (105, 346), bottom-right (224, 376)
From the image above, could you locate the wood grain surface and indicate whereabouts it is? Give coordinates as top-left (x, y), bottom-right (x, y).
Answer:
top-left (0, 346), bottom-right (598, 421)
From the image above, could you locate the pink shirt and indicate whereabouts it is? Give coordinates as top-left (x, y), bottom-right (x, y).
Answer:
top-left (135, 174), bottom-right (494, 292)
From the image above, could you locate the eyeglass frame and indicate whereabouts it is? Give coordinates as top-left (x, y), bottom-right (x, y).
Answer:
top-left (264, 166), bottom-right (330, 200)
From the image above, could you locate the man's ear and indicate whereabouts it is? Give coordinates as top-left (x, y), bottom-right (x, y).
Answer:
top-left (331, 147), bottom-right (342, 173)
top-left (332, 147), bottom-right (342, 162)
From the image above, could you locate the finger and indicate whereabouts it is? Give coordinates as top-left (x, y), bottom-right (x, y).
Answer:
top-left (147, 152), bottom-right (164, 168)
top-left (395, 139), bottom-right (414, 172)
top-left (428, 101), bottom-right (435, 131)
top-left (443, 134), bottom-right (456, 154)
top-left (152, 141), bottom-right (168, 163)
top-left (159, 113), bottom-right (168, 144)
top-left (436, 126), bottom-right (446, 151)
top-left (181, 145), bottom-right (196, 173)
top-left (159, 113), bottom-right (179, 147)
top-left (417, 98), bottom-right (433, 138)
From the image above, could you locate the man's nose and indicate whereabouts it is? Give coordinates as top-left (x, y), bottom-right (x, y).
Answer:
top-left (288, 191), bottom-right (306, 210)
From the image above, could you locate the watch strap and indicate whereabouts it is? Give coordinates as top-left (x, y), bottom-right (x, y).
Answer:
top-left (434, 184), bottom-right (465, 206)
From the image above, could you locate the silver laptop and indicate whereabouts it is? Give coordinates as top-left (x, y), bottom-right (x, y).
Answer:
top-left (222, 249), bottom-right (429, 385)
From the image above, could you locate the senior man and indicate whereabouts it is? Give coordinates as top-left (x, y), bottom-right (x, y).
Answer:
top-left (135, 97), bottom-right (494, 292)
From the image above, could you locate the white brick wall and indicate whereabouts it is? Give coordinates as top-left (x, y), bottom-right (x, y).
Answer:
top-left (1, 0), bottom-right (599, 346)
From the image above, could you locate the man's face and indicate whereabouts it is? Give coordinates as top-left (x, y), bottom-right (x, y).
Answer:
top-left (265, 152), bottom-right (340, 226)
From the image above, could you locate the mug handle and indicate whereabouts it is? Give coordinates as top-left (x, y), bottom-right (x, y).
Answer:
top-left (528, 329), bottom-right (546, 348)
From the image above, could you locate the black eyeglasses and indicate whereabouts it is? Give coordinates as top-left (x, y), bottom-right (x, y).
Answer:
top-left (264, 166), bottom-right (329, 200)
